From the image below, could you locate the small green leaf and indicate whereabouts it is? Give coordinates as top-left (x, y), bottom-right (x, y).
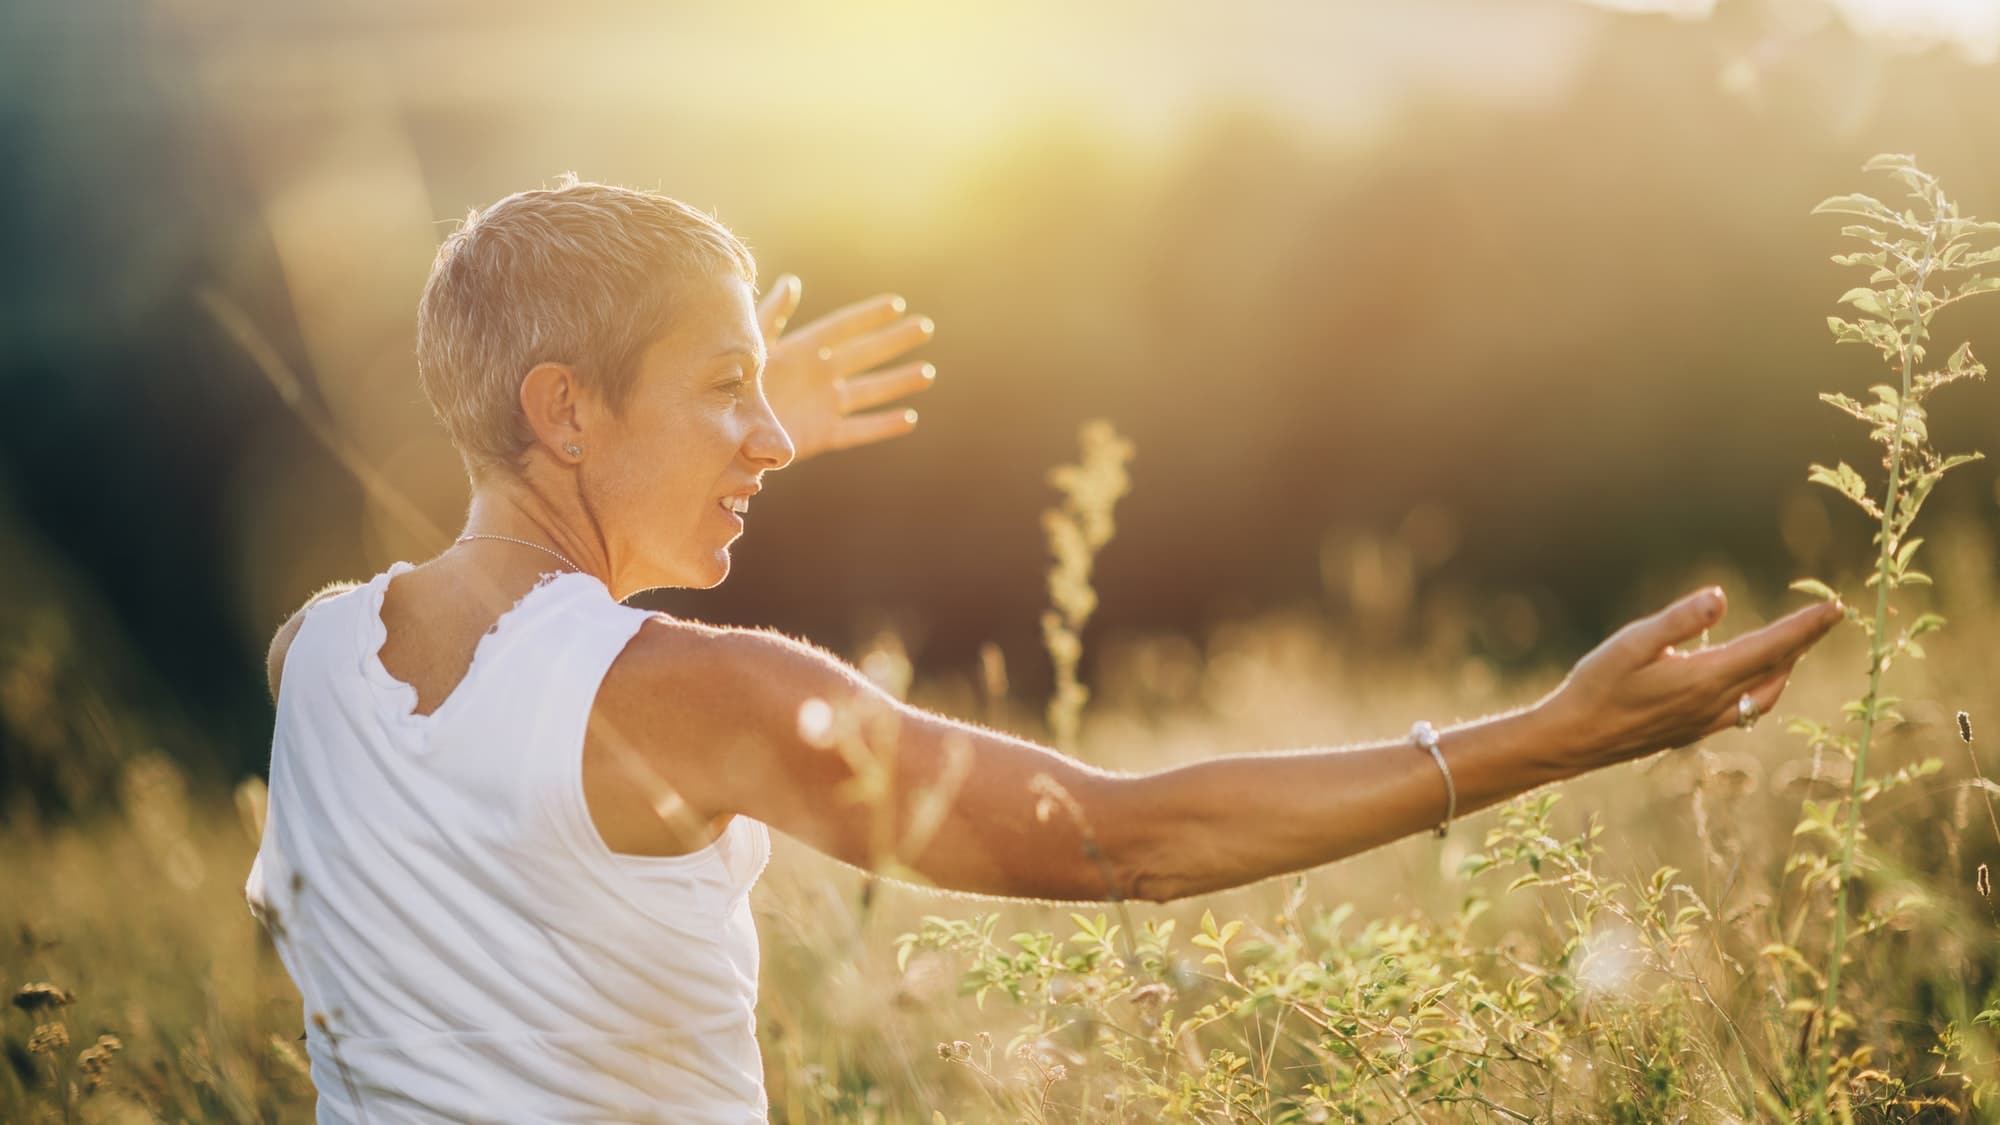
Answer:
top-left (1813, 193), bottom-right (1895, 220)
top-left (1789, 578), bottom-right (1841, 602)
top-left (1860, 153), bottom-right (1917, 173)
top-left (1806, 462), bottom-right (1881, 518)
top-left (1839, 287), bottom-right (1892, 318)
top-left (1907, 612), bottom-right (1947, 639)
top-left (1893, 536), bottom-right (1923, 570)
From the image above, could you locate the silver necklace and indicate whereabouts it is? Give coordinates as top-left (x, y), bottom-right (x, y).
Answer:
top-left (454, 534), bottom-right (583, 574)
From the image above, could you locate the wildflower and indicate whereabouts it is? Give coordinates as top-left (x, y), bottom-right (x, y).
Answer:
top-left (27, 1022), bottom-right (69, 1054)
top-left (11, 982), bottom-right (75, 1014)
top-left (77, 1034), bottom-right (122, 1090)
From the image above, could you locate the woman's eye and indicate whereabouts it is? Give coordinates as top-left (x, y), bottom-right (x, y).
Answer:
top-left (720, 379), bottom-right (748, 397)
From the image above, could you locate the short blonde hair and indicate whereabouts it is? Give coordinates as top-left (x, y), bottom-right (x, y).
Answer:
top-left (416, 175), bottom-right (757, 476)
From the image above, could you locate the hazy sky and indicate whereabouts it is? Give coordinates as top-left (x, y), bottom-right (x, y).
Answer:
top-left (1576, 0), bottom-right (1999, 60)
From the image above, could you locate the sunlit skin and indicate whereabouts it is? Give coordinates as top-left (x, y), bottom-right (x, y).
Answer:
top-left (452, 269), bottom-right (938, 598)
top-left (466, 271), bottom-right (793, 597)
top-left (268, 267), bottom-right (1844, 899)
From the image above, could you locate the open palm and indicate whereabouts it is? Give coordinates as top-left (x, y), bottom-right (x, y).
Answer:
top-left (757, 274), bottom-right (938, 461)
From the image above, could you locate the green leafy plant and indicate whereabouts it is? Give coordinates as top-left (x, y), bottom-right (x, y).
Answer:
top-left (1790, 153), bottom-right (1999, 1117)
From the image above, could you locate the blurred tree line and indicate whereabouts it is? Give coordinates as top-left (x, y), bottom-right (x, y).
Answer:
top-left (2, 0), bottom-right (1996, 810)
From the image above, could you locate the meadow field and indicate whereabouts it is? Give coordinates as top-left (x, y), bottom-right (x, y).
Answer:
top-left (6, 6), bottom-right (2000, 1118)
top-left (4, 518), bottom-right (1995, 1122)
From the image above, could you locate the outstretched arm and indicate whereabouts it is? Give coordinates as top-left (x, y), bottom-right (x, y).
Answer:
top-left (597, 587), bottom-right (1841, 904)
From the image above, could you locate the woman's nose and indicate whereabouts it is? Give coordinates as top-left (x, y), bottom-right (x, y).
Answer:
top-left (748, 402), bottom-right (796, 470)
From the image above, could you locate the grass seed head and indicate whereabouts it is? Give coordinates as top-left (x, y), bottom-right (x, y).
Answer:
top-left (11, 982), bottom-right (75, 1014)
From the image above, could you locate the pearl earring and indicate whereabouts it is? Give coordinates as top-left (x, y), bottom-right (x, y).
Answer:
top-left (563, 442), bottom-right (582, 457)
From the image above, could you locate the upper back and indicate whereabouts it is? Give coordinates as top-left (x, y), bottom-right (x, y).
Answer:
top-left (246, 560), bottom-right (772, 1121)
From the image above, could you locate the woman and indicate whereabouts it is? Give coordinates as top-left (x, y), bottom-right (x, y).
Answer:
top-left (246, 178), bottom-right (1842, 1123)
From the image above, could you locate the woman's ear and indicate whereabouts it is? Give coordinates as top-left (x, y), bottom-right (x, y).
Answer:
top-left (519, 362), bottom-right (587, 462)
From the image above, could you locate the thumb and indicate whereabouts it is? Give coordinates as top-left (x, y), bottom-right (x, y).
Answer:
top-left (759, 274), bottom-right (802, 339)
top-left (1632, 586), bottom-right (1726, 658)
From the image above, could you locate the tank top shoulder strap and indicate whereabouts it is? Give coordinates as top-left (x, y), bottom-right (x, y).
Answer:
top-left (459, 579), bottom-right (775, 932)
top-left (434, 573), bottom-right (668, 848)
top-left (438, 569), bottom-right (657, 753)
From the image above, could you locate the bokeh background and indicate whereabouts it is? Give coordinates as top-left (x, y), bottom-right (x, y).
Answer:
top-left (3, 0), bottom-right (1998, 807)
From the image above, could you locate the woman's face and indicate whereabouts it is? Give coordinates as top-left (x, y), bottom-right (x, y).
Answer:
top-left (586, 269), bottom-right (795, 593)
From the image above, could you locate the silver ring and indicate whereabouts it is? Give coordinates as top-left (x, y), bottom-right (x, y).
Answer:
top-left (1736, 693), bottom-right (1760, 730)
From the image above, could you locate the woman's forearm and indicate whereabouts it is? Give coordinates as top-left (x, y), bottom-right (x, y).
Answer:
top-left (1114, 704), bottom-right (1578, 903)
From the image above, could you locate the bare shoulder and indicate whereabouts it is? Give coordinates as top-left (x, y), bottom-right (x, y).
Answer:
top-left (601, 614), bottom-right (866, 733)
top-left (592, 614), bottom-right (881, 818)
top-left (266, 580), bottom-right (365, 702)
top-left (593, 612), bottom-right (1151, 900)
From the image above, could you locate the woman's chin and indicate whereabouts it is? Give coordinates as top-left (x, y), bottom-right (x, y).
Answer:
top-left (693, 549), bottom-right (731, 589)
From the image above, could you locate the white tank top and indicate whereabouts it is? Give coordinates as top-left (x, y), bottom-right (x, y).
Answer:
top-left (245, 560), bottom-right (772, 1123)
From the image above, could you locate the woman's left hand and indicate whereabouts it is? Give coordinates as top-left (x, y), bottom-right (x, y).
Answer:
top-left (757, 274), bottom-right (937, 461)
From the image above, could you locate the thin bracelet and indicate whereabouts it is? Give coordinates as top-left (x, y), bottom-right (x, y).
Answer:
top-left (1409, 720), bottom-right (1456, 838)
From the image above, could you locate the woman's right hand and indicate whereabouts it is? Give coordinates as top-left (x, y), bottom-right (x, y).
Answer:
top-left (1533, 586), bottom-right (1845, 775)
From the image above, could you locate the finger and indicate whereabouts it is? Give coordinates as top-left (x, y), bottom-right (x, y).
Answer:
top-left (837, 362), bottom-right (937, 414)
top-left (759, 274), bottom-right (802, 339)
top-left (1622, 586), bottom-right (1726, 662)
top-left (1695, 601), bottom-right (1843, 685)
top-left (1698, 660), bottom-right (1794, 740)
top-left (793, 294), bottom-right (907, 351)
top-left (829, 408), bottom-right (919, 452)
top-left (819, 314), bottom-right (935, 375)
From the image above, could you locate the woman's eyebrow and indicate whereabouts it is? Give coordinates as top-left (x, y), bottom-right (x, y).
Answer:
top-left (707, 345), bottom-right (766, 372)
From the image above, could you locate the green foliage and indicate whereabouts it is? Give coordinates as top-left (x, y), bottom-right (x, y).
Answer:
top-left (896, 774), bottom-right (1994, 1120)
top-left (1793, 154), bottom-right (2000, 1118)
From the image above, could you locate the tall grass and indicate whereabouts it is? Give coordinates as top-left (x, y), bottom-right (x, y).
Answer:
top-left (5, 158), bottom-right (1999, 1122)
top-left (3, 536), bottom-right (1997, 1121)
